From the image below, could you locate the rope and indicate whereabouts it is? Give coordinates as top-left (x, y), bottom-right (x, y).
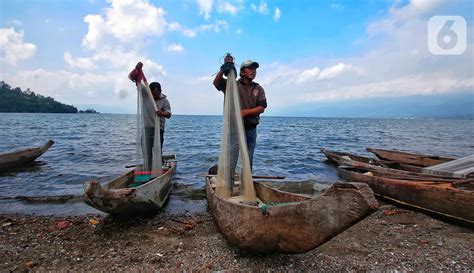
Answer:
top-left (258, 201), bottom-right (300, 215)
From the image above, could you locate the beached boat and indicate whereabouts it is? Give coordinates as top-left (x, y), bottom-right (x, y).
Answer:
top-left (320, 149), bottom-right (465, 179)
top-left (0, 140), bottom-right (54, 172)
top-left (337, 166), bottom-right (474, 226)
top-left (83, 154), bottom-right (177, 215)
top-left (205, 174), bottom-right (379, 253)
top-left (366, 147), bottom-right (455, 167)
top-left (321, 148), bottom-right (423, 173)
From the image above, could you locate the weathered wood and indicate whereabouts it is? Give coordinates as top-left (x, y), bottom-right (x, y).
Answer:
top-left (423, 155), bottom-right (474, 178)
top-left (337, 166), bottom-right (474, 226)
top-left (366, 147), bottom-right (454, 167)
top-left (83, 154), bottom-right (177, 215)
top-left (0, 140), bottom-right (54, 171)
top-left (321, 148), bottom-right (423, 173)
top-left (206, 176), bottom-right (379, 253)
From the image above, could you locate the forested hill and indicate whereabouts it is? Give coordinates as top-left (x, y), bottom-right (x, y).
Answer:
top-left (0, 81), bottom-right (78, 113)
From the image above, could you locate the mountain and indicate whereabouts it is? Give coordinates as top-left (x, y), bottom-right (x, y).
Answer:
top-left (273, 92), bottom-right (474, 118)
top-left (0, 81), bottom-right (78, 113)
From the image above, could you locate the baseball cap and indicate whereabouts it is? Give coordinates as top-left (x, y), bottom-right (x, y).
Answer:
top-left (240, 60), bottom-right (259, 69)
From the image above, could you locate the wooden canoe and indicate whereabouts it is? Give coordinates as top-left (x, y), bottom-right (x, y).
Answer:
top-left (321, 149), bottom-right (463, 179)
top-left (321, 148), bottom-right (423, 173)
top-left (366, 147), bottom-right (455, 167)
top-left (205, 175), bottom-right (379, 253)
top-left (0, 140), bottom-right (54, 171)
top-left (83, 154), bottom-right (177, 215)
top-left (337, 166), bottom-right (474, 226)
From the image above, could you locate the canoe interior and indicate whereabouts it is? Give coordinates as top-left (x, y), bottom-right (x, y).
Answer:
top-left (83, 154), bottom-right (177, 215)
top-left (106, 154), bottom-right (177, 190)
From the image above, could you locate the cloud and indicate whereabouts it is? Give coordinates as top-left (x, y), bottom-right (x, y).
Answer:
top-left (0, 28), bottom-right (37, 65)
top-left (318, 63), bottom-right (354, 80)
top-left (168, 20), bottom-right (228, 38)
top-left (197, 0), bottom-right (213, 20)
top-left (262, 0), bottom-right (473, 110)
top-left (251, 0), bottom-right (268, 14)
top-left (167, 43), bottom-right (185, 53)
top-left (216, 0), bottom-right (242, 15)
top-left (273, 7), bottom-right (281, 21)
top-left (297, 63), bottom-right (354, 82)
top-left (82, 0), bottom-right (167, 49)
top-left (64, 52), bottom-right (96, 69)
top-left (11, 20), bottom-right (22, 26)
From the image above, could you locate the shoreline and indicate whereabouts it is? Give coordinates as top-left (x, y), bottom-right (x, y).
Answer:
top-left (1, 201), bottom-right (472, 271)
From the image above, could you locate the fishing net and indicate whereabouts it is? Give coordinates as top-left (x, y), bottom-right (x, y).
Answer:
top-left (215, 70), bottom-right (256, 201)
top-left (134, 83), bottom-right (162, 183)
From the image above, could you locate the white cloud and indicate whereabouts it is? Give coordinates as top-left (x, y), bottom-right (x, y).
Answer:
top-left (0, 28), bottom-right (37, 65)
top-left (297, 63), bottom-right (354, 82)
top-left (168, 20), bottom-right (228, 38)
top-left (318, 63), bottom-right (353, 80)
top-left (82, 0), bottom-right (167, 49)
top-left (273, 7), bottom-right (281, 21)
top-left (197, 0), bottom-right (213, 20)
top-left (297, 67), bottom-right (321, 83)
top-left (216, 0), bottom-right (242, 15)
top-left (64, 52), bottom-right (96, 69)
top-left (11, 20), bottom-right (22, 26)
top-left (167, 43), bottom-right (185, 53)
top-left (255, 0), bottom-right (269, 14)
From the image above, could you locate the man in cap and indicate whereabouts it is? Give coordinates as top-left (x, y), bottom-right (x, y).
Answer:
top-left (213, 54), bottom-right (267, 173)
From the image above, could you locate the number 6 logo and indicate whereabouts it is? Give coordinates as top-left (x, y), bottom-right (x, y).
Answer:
top-left (428, 16), bottom-right (466, 55)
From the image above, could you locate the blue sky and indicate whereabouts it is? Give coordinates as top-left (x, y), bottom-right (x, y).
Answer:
top-left (0, 0), bottom-right (472, 116)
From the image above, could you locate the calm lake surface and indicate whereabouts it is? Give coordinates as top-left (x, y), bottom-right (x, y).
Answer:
top-left (0, 113), bottom-right (473, 215)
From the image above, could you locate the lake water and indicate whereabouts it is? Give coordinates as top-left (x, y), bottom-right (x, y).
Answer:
top-left (0, 113), bottom-right (473, 215)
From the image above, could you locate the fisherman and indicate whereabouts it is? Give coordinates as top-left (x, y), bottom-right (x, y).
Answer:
top-left (212, 54), bottom-right (267, 184)
top-left (141, 81), bottom-right (172, 171)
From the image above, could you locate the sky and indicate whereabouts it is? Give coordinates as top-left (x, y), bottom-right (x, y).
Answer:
top-left (0, 0), bottom-right (472, 116)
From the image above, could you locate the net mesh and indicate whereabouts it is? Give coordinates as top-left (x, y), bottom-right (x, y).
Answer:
top-left (215, 70), bottom-right (256, 201)
top-left (135, 83), bottom-right (162, 183)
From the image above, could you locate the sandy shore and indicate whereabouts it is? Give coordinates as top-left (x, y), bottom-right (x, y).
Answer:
top-left (1, 201), bottom-right (473, 271)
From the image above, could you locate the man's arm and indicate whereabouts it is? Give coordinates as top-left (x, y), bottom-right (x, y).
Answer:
top-left (241, 106), bottom-right (265, 117)
top-left (213, 70), bottom-right (225, 90)
top-left (156, 99), bottom-right (172, 118)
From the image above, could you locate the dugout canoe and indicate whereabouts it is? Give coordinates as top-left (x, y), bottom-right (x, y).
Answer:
top-left (337, 166), bottom-right (474, 226)
top-left (0, 140), bottom-right (54, 172)
top-left (321, 149), bottom-right (464, 179)
top-left (83, 154), bottom-right (177, 215)
top-left (205, 174), bottom-right (379, 253)
top-left (320, 148), bottom-right (423, 173)
top-left (366, 147), bottom-right (455, 167)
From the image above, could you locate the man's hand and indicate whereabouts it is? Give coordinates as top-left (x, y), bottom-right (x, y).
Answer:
top-left (220, 63), bottom-right (237, 76)
top-left (224, 54), bottom-right (233, 64)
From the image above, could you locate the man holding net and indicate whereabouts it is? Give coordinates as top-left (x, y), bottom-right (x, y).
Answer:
top-left (213, 54), bottom-right (267, 177)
